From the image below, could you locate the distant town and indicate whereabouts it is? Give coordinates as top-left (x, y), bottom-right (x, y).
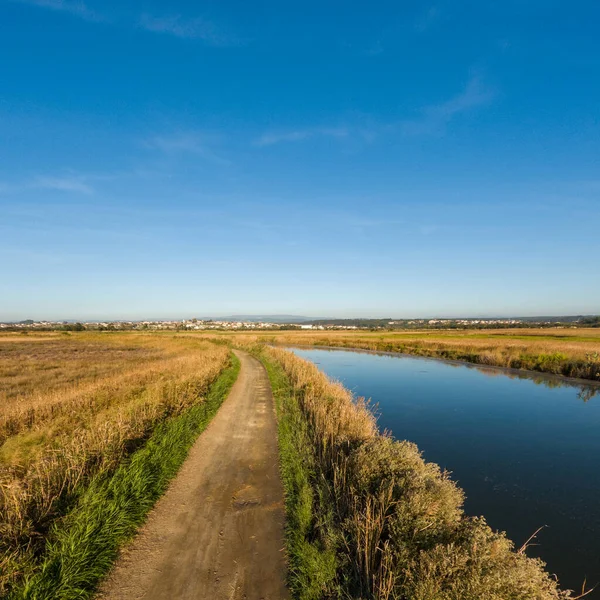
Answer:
top-left (1, 315), bottom-right (598, 331)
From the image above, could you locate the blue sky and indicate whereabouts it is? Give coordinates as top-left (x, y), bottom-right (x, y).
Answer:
top-left (1, 0), bottom-right (599, 320)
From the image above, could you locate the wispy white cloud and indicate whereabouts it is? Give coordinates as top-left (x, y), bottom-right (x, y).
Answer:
top-left (144, 133), bottom-right (230, 165)
top-left (255, 75), bottom-right (494, 148)
top-left (34, 176), bottom-right (94, 194)
top-left (0, 175), bottom-right (94, 195)
top-left (14, 1), bottom-right (237, 44)
top-left (14, 0), bottom-right (102, 22)
top-left (138, 14), bottom-right (237, 45)
top-left (401, 74), bottom-right (495, 135)
top-left (255, 127), bottom-right (349, 147)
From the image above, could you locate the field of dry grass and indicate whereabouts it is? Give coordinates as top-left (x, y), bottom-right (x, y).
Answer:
top-left (212, 328), bottom-right (600, 382)
top-left (0, 332), bottom-right (231, 595)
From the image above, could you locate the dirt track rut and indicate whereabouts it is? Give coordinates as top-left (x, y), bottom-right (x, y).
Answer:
top-left (98, 349), bottom-right (289, 600)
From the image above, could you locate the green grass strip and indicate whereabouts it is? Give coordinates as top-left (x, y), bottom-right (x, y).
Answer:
top-left (11, 354), bottom-right (240, 600)
top-left (259, 353), bottom-right (337, 600)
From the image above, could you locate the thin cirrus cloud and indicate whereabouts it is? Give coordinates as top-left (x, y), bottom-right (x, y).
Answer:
top-left (144, 133), bottom-right (231, 165)
top-left (400, 74), bottom-right (495, 135)
top-left (13, 1), bottom-right (238, 45)
top-left (255, 76), bottom-right (494, 148)
top-left (255, 127), bottom-right (349, 147)
top-left (138, 14), bottom-right (238, 46)
top-left (34, 176), bottom-right (94, 194)
top-left (0, 176), bottom-right (94, 195)
top-left (13, 0), bottom-right (102, 21)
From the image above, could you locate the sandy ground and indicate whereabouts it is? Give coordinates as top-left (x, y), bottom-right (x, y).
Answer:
top-left (98, 350), bottom-right (289, 600)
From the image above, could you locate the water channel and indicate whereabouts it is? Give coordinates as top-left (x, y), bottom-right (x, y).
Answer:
top-left (289, 347), bottom-right (600, 595)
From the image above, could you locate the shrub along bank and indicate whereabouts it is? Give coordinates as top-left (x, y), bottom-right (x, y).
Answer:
top-left (262, 345), bottom-right (572, 600)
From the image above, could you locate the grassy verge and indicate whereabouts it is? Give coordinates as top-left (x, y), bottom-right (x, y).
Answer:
top-left (8, 354), bottom-right (240, 600)
top-left (261, 353), bottom-right (338, 600)
top-left (260, 346), bottom-right (571, 600)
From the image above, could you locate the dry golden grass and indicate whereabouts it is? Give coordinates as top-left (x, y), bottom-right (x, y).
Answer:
top-left (0, 333), bottom-right (230, 594)
top-left (0, 332), bottom-right (190, 404)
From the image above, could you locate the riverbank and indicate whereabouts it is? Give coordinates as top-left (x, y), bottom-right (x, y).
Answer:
top-left (259, 344), bottom-right (573, 599)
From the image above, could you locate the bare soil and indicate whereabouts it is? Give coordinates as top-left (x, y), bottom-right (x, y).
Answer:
top-left (98, 350), bottom-right (289, 600)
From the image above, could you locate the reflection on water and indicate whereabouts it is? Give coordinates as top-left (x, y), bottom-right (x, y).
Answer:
top-left (455, 361), bottom-right (599, 402)
top-left (578, 387), bottom-right (600, 402)
top-left (288, 347), bottom-right (600, 597)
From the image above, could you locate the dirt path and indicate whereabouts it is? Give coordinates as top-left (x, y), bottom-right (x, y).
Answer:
top-left (98, 350), bottom-right (289, 600)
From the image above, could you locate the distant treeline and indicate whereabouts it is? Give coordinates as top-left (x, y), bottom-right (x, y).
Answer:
top-left (306, 316), bottom-right (600, 329)
top-left (577, 316), bottom-right (600, 326)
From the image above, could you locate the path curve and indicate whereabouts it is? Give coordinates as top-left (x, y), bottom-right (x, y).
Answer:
top-left (98, 349), bottom-right (289, 600)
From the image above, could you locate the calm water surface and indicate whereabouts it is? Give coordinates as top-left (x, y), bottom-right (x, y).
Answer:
top-left (289, 347), bottom-right (600, 595)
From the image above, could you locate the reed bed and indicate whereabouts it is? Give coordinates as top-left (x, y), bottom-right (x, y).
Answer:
top-left (264, 345), bottom-right (576, 599)
top-left (0, 334), bottom-right (230, 596)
